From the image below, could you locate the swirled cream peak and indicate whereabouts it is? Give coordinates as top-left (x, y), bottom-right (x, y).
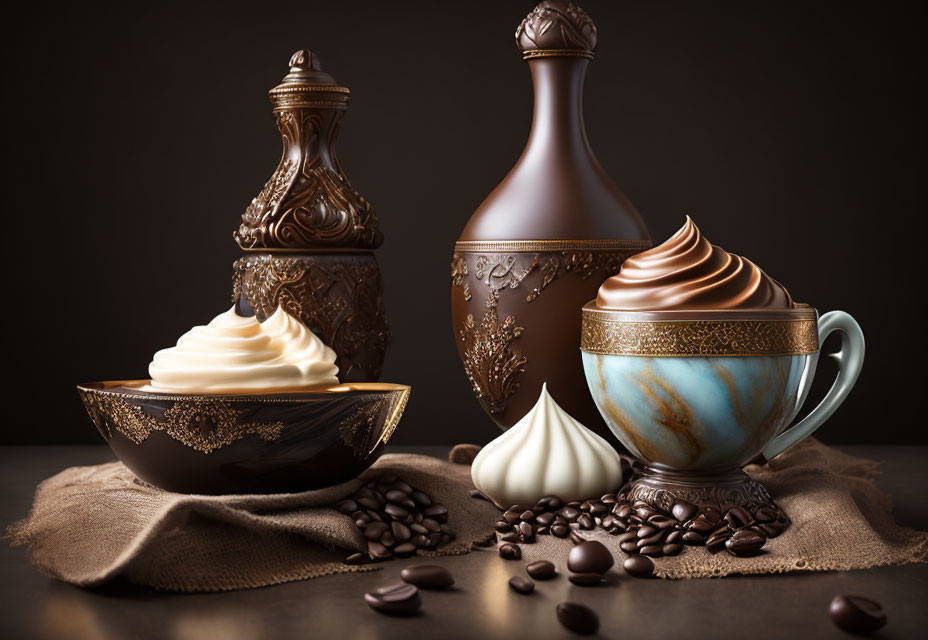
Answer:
top-left (471, 383), bottom-right (623, 508)
top-left (596, 217), bottom-right (794, 310)
top-left (148, 306), bottom-right (339, 392)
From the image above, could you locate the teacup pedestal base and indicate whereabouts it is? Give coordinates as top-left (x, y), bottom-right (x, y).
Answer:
top-left (618, 465), bottom-right (790, 535)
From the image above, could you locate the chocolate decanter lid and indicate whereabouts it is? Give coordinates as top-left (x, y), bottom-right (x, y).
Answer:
top-left (268, 49), bottom-right (350, 110)
top-left (516, 0), bottom-right (597, 60)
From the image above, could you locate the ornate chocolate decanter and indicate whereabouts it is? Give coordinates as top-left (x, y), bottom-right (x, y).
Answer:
top-left (451, 1), bottom-right (650, 438)
top-left (233, 50), bottom-right (389, 382)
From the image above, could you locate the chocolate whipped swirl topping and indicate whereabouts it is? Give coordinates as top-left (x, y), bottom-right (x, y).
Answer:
top-left (596, 217), bottom-right (794, 310)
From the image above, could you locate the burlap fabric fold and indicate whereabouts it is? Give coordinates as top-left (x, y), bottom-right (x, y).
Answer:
top-left (5, 453), bottom-right (498, 592)
top-left (515, 438), bottom-right (928, 578)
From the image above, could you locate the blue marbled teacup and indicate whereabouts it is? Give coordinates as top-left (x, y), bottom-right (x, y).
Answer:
top-left (580, 304), bottom-right (863, 471)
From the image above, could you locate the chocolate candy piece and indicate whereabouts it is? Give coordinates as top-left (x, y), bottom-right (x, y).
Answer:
top-left (671, 500), bottom-right (697, 522)
top-left (400, 565), bottom-right (454, 589)
top-left (623, 555), bottom-right (654, 578)
top-left (526, 560), bottom-right (556, 580)
top-left (725, 529), bottom-right (765, 556)
top-left (557, 602), bottom-right (599, 635)
top-left (828, 595), bottom-right (887, 635)
top-left (364, 583), bottom-right (421, 616)
top-left (508, 576), bottom-right (535, 594)
top-left (567, 541), bottom-right (614, 574)
top-left (499, 543), bottom-right (522, 560)
top-left (568, 572), bottom-right (603, 586)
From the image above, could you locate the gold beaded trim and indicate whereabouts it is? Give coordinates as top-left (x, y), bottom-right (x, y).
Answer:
top-left (522, 49), bottom-right (595, 60)
top-left (581, 312), bottom-right (819, 357)
top-left (454, 239), bottom-right (651, 253)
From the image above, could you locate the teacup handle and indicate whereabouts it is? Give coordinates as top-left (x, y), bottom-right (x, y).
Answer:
top-left (761, 310), bottom-right (865, 460)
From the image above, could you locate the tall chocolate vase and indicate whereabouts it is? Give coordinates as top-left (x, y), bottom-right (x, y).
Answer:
top-left (233, 50), bottom-right (389, 381)
top-left (451, 1), bottom-right (650, 440)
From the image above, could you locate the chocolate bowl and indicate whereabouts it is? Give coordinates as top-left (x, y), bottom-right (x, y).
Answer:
top-left (77, 381), bottom-right (409, 494)
top-left (580, 304), bottom-right (864, 516)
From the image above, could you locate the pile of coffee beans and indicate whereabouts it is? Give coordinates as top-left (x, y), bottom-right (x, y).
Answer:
top-left (364, 564), bottom-right (456, 616)
top-left (337, 474), bottom-right (453, 563)
top-left (490, 492), bottom-right (786, 559)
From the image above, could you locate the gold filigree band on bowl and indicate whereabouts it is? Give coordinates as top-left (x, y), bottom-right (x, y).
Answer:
top-left (580, 303), bottom-right (820, 357)
top-left (77, 380), bottom-right (410, 494)
top-left (522, 49), bottom-right (595, 60)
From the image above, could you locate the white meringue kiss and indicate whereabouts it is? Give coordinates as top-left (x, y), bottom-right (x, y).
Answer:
top-left (471, 383), bottom-right (623, 507)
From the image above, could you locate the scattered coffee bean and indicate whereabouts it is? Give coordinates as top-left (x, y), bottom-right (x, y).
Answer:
top-left (569, 530), bottom-right (587, 545)
top-left (828, 595), bottom-right (887, 635)
top-left (672, 500), bottom-right (697, 522)
top-left (556, 602), bottom-right (599, 635)
top-left (663, 543), bottom-right (683, 556)
top-left (400, 565), bottom-right (454, 589)
top-left (551, 523), bottom-right (570, 538)
top-left (470, 489), bottom-right (491, 501)
top-left (364, 582), bottom-right (421, 616)
top-left (640, 545), bottom-right (663, 557)
top-left (344, 552), bottom-right (367, 565)
top-left (568, 572), bottom-right (604, 586)
top-left (623, 555), bottom-right (654, 578)
top-left (568, 541), bottom-right (614, 574)
top-left (526, 560), bottom-right (557, 580)
top-left (500, 531), bottom-right (521, 543)
top-left (725, 529), bottom-right (766, 556)
top-left (499, 543), bottom-right (522, 560)
top-left (508, 576), bottom-right (535, 594)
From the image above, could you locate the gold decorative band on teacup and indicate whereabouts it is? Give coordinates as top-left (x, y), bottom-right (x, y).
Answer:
top-left (454, 239), bottom-right (652, 253)
top-left (580, 306), bottom-right (819, 357)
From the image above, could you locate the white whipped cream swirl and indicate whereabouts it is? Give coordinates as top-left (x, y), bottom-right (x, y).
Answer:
top-left (471, 383), bottom-right (623, 507)
top-left (148, 306), bottom-right (339, 392)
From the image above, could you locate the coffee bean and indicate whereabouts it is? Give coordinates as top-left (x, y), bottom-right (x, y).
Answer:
top-left (384, 504), bottom-right (410, 520)
top-left (637, 532), bottom-right (664, 547)
top-left (663, 543), bottom-right (683, 556)
top-left (336, 499), bottom-right (358, 515)
top-left (671, 500), bottom-right (697, 522)
top-left (520, 509), bottom-right (536, 521)
top-left (665, 530), bottom-right (682, 544)
top-left (725, 506), bottom-right (752, 529)
top-left (637, 525), bottom-right (657, 539)
top-left (682, 531), bottom-right (707, 545)
top-left (519, 521), bottom-right (535, 540)
top-left (649, 515), bottom-right (676, 529)
top-left (536, 512), bottom-right (555, 526)
top-left (526, 560), bottom-right (556, 580)
top-left (758, 521), bottom-right (786, 538)
top-left (614, 504), bottom-right (632, 519)
top-left (725, 529), bottom-right (765, 556)
top-left (703, 505), bottom-right (722, 524)
top-left (499, 543), bottom-right (522, 560)
top-left (423, 504), bottom-right (448, 522)
top-left (385, 489), bottom-right (408, 503)
top-left (561, 506), bottom-right (581, 520)
top-left (410, 523), bottom-right (428, 535)
top-left (357, 496), bottom-right (382, 510)
top-left (470, 489), bottom-right (491, 501)
top-left (380, 532), bottom-right (396, 547)
top-left (391, 521), bottom-right (411, 541)
top-left (590, 502), bottom-right (609, 516)
top-left (426, 532), bottom-right (442, 547)
top-left (557, 602), bottom-right (599, 635)
top-left (635, 506), bottom-right (656, 520)
top-left (601, 493), bottom-right (617, 503)
top-left (393, 542), bottom-right (416, 556)
top-left (364, 522), bottom-right (389, 540)
top-left (411, 534), bottom-right (429, 548)
top-left (499, 532), bottom-right (521, 543)
top-left (422, 518), bottom-right (440, 532)
top-left (620, 541), bottom-right (639, 554)
top-left (828, 595), bottom-right (887, 635)
top-left (705, 529), bottom-right (731, 554)
top-left (448, 443), bottom-right (481, 465)
top-left (688, 514), bottom-right (714, 533)
top-left (568, 572), bottom-right (603, 586)
top-left (551, 523), bottom-right (570, 538)
top-left (640, 545), bottom-right (663, 557)
top-left (502, 510), bottom-right (520, 524)
top-left (509, 576), bottom-right (535, 594)
top-left (495, 520), bottom-right (513, 533)
top-left (345, 552), bottom-right (367, 565)
top-left (623, 555), bottom-right (654, 578)
top-left (364, 582), bottom-right (421, 616)
top-left (569, 530), bottom-right (587, 545)
top-left (577, 513), bottom-right (594, 530)
top-left (568, 541), bottom-right (614, 574)
top-left (754, 506), bottom-right (777, 523)
top-left (368, 541), bottom-right (391, 560)
top-left (400, 564), bottom-right (454, 589)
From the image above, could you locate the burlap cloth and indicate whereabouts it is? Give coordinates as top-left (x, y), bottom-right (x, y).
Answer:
top-left (6, 439), bottom-right (927, 591)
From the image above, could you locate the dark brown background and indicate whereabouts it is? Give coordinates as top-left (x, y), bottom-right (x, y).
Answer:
top-left (3, 0), bottom-right (924, 445)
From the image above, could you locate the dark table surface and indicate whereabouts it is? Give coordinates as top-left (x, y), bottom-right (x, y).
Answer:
top-left (1, 445), bottom-right (926, 640)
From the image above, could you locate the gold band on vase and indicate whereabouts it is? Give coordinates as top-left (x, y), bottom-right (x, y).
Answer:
top-left (580, 305), bottom-right (820, 357)
top-left (454, 239), bottom-right (652, 253)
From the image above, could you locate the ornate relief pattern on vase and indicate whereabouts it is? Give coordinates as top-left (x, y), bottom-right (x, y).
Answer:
top-left (451, 242), bottom-right (647, 416)
top-left (233, 253), bottom-right (390, 382)
top-left (234, 108), bottom-right (382, 250)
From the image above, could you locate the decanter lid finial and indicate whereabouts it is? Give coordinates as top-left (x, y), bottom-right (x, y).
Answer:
top-left (516, 1), bottom-right (597, 60)
top-left (278, 48), bottom-right (338, 86)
